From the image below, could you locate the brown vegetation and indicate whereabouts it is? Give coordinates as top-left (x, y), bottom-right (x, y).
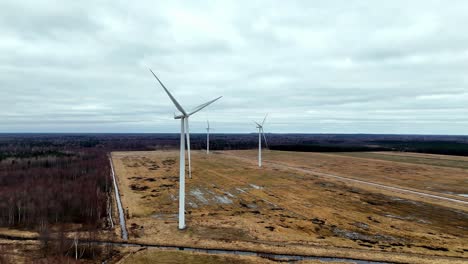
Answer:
top-left (225, 150), bottom-right (468, 199)
top-left (0, 144), bottom-right (114, 263)
top-left (0, 150), bottom-right (111, 229)
top-left (111, 150), bottom-right (468, 264)
top-left (118, 249), bottom-right (274, 264)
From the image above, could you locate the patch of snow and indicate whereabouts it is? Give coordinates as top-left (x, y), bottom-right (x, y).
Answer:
top-left (225, 192), bottom-right (235, 198)
top-left (190, 188), bottom-right (208, 204)
top-left (188, 201), bottom-right (198, 208)
top-left (385, 214), bottom-right (430, 224)
top-left (384, 214), bottom-right (409, 220)
top-left (417, 219), bottom-right (431, 224)
top-left (152, 213), bottom-right (177, 220)
top-left (215, 196), bottom-right (233, 204)
top-left (236, 188), bottom-right (246, 193)
top-left (458, 194), bottom-right (468, 198)
top-left (249, 184), bottom-right (263, 190)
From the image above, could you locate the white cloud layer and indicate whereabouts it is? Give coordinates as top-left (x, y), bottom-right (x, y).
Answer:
top-left (0, 0), bottom-right (467, 134)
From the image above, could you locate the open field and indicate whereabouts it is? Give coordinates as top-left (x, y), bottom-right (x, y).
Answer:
top-left (117, 248), bottom-right (351, 264)
top-left (111, 150), bottom-right (468, 264)
top-left (334, 151), bottom-right (468, 170)
top-left (0, 239), bottom-right (38, 263)
top-left (224, 150), bottom-right (468, 201)
top-left (117, 249), bottom-right (274, 264)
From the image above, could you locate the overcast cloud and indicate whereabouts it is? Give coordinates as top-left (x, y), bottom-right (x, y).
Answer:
top-left (0, 0), bottom-right (467, 134)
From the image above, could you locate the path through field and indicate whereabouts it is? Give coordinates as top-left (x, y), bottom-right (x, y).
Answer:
top-left (110, 156), bottom-right (128, 240)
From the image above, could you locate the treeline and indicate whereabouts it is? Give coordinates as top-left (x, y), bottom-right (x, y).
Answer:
top-left (1, 133), bottom-right (468, 156)
top-left (0, 149), bottom-right (111, 230)
top-left (0, 134), bottom-right (180, 156)
top-left (374, 140), bottom-right (468, 156)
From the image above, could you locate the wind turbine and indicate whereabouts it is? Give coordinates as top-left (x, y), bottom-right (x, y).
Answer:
top-left (150, 69), bottom-right (222, 230)
top-left (255, 114), bottom-right (269, 167)
top-left (206, 120), bottom-right (211, 154)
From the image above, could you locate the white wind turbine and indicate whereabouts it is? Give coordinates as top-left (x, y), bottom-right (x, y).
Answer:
top-left (255, 114), bottom-right (269, 167)
top-left (150, 69), bottom-right (222, 230)
top-left (206, 120), bottom-right (211, 154)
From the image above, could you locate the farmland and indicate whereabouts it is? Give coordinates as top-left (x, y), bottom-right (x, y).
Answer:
top-left (224, 150), bottom-right (468, 203)
top-left (111, 150), bottom-right (468, 264)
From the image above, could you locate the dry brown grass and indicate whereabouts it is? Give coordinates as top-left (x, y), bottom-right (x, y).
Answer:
top-left (118, 248), bottom-right (277, 264)
top-left (372, 151), bottom-right (468, 162)
top-left (0, 228), bottom-right (38, 239)
top-left (334, 151), bottom-right (468, 170)
top-left (117, 248), bottom-right (357, 264)
top-left (111, 150), bottom-right (468, 264)
top-left (225, 150), bottom-right (468, 200)
top-left (0, 240), bottom-right (42, 263)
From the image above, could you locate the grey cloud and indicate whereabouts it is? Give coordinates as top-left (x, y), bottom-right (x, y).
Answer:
top-left (0, 0), bottom-right (467, 134)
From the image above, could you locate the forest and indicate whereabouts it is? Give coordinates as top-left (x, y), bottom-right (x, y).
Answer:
top-left (0, 150), bottom-right (110, 229)
top-left (0, 136), bottom-right (116, 262)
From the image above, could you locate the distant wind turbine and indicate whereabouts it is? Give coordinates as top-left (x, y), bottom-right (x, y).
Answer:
top-left (255, 114), bottom-right (269, 167)
top-left (150, 69), bottom-right (222, 230)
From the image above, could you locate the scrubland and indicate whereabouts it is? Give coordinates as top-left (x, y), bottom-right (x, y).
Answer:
top-left (111, 150), bottom-right (468, 264)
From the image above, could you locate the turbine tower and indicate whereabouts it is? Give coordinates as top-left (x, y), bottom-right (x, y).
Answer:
top-left (150, 69), bottom-right (222, 230)
top-left (206, 120), bottom-right (210, 154)
top-left (255, 114), bottom-right (269, 167)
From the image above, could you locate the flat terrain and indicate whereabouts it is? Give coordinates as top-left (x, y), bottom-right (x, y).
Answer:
top-left (117, 249), bottom-right (340, 264)
top-left (111, 150), bottom-right (468, 264)
top-left (118, 249), bottom-right (270, 264)
top-left (337, 151), bottom-right (468, 170)
top-left (224, 150), bottom-right (468, 201)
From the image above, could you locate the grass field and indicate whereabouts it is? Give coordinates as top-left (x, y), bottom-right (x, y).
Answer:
top-left (116, 248), bottom-right (350, 264)
top-left (118, 249), bottom-right (273, 264)
top-left (111, 150), bottom-right (468, 264)
top-left (225, 150), bottom-right (468, 199)
top-left (334, 151), bottom-right (468, 170)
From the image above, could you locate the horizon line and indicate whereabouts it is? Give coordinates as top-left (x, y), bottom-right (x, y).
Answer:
top-left (0, 132), bottom-right (467, 137)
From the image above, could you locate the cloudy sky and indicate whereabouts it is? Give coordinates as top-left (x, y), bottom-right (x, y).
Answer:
top-left (1, 1), bottom-right (467, 134)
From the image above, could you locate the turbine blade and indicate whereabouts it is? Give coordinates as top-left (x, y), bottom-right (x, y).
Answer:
top-left (207, 120), bottom-right (210, 129)
top-left (254, 121), bottom-right (261, 127)
top-left (149, 69), bottom-right (187, 116)
top-left (261, 114), bottom-right (268, 126)
top-left (188, 96), bottom-right (222, 116)
top-left (190, 98), bottom-right (219, 114)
